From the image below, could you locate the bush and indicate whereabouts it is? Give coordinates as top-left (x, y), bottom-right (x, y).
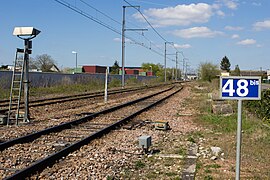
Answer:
top-left (246, 89), bottom-right (270, 123)
top-left (108, 78), bottom-right (121, 88)
top-left (126, 77), bottom-right (139, 86)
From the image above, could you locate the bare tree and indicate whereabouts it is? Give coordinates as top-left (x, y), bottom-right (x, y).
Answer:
top-left (35, 54), bottom-right (56, 72)
top-left (17, 55), bottom-right (37, 69)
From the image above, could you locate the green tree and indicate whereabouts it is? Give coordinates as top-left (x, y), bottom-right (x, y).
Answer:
top-left (0, 65), bottom-right (8, 70)
top-left (198, 62), bottom-right (219, 82)
top-left (141, 62), bottom-right (163, 76)
top-left (220, 56), bottom-right (231, 72)
top-left (110, 60), bottom-right (120, 74)
top-left (232, 64), bottom-right (241, 76)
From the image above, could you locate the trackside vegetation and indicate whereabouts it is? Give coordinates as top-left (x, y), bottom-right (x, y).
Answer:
top-left (190, 80), bottom-right (270, 179)
top-left (245, 89), bottom-right (270, 124)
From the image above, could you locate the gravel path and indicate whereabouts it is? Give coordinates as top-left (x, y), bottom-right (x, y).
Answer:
top-left (33, 83), bottom-right (201, 179)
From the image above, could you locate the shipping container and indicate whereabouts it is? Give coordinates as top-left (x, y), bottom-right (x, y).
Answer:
top-left (125, 69), bottom-right (139, 75)
top-left (139, 72), bottom-right (146, 76)
top-left (83, 65), bottom-right (106, 74)
top-left (147, 71), bottom-right (153, 76)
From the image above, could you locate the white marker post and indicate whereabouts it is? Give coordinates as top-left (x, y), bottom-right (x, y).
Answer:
top-left (104, 66), bottom-right (109, 103)
top-left (220, 76), bottom-right (261, 180)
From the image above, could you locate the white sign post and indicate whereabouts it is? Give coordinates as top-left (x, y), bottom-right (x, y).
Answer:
top-left (220, 76), bottom-right (261, 180)
top-left (104, 67), bottom-right (109, 103)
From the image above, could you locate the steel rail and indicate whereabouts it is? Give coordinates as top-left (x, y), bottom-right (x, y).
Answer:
top-left (4, 86), bottom-right (182, 180)
top-left (0, 86), bottom-right (142, 105)
top-left (0, 86), bottom-right (174, 150)
top-left (0, 83), bottom-right (171, 113)
top-left (0, 82), bottom-right (174, 105)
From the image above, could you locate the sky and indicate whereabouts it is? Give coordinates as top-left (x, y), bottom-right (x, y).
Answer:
top-left (0, 0), bottom-right (269, 73)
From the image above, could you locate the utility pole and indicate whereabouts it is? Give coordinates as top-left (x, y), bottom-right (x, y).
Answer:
top-left (182, 58), bottom-right (188, 80)
top-left (23, 40), bottom-right (31, 122)
top-left (185, 61), bottom-right (189, 80)
top-left (164, 42), bottom-right (167, 82)
top-left (175, 52), bottom-right (178, 81)
top-left (164, 42), bottom-right (173, 82)
top-left (121, 6), bottom-right (147, 87)
top-left (121, 6), bottom-right (126, 88)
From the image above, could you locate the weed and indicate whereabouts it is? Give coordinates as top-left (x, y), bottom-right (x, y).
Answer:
top-left (205, 164), bottom-right (221, 169)
top-left (187, 136), bottom-right (196, 143)
top-left (204, 168), bottom-right (212, 173)
top-left (204, 175), bottom-right (213, 180)
top-left (126, 77), bottom-right (139, 86)
top-left (135, 160), bottom-right (145, 169)
top-left (108, 78), bottom-right (121, 88)
top-left (196, 161), bottom-right (203, 170)
top-left (199, 113), bottom-right (259, 134)
top-left (106, 175), bottom-right (114, 180)
top-left (187, 131), bottom-right (204, 143)
top-left (145, 172), bottom-right (158, 179)
top-left (165, 172), bottom-right (178, 176)
top-left (177, 146), bottom-right (186, 156)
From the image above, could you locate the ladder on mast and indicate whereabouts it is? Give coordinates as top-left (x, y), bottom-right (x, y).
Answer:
top-left (7, 48), bottom-right (25, 125)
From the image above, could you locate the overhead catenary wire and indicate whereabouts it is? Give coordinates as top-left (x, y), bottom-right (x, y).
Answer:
top-left (54, 0), bottom-right (165, 57)
top-left (79, 0), bottom-right (122, 25)
top-left (54, 0), bottom-right (121, 35)
top-left (80, 0), bottom-right (162, 53)
top-left (123, 0), bottom-right (167, 42)
top-left (123, 0), bottom-right (183, 62)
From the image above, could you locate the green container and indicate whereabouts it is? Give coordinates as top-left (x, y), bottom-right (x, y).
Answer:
top-left (139, 72), bottom-right (146, 76)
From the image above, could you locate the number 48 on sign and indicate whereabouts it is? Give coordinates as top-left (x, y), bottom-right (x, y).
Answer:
top-left (220, 76), bottom-right (261, 100)
top-left (220, 76), bottom-right (261, 180)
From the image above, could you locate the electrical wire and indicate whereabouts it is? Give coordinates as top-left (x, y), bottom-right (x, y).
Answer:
top-left (54, 0), bottom-right (165, 57)
top-left (123, 0), bottom-right (167, 42)
top-left (124, 0), bottom-right (183, 61)
top-left (79, 0), bottom-right (122, 25)
top-left (54, 0), bottom-right (121, 35)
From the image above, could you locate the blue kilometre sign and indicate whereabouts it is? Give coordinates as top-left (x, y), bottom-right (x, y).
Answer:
top-left (220, 76), bottom-right (261, 100)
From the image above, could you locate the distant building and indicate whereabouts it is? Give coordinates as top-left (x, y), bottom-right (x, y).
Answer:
top-left (49, 64), bottom-right (60, 72)
top-left (119, 67), bottom-right (153, 76)
top-left (240, 70), bottom-right (266, 77)
top-left (83, 65), bottom-right (106, 74)
top-left (7, 65), bottom-right (14, 71)
top-left (186, 73), bottom-right (197, 80)
top-left (221, 72), bottom-right (230, 76)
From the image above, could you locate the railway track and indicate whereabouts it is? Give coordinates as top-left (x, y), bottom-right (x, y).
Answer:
top-left (0, 85), bottom-right (182, 179)
top-left (0, 83), bottom-right (174, 142)
top-left (0, 84), bottom-right (166, 114)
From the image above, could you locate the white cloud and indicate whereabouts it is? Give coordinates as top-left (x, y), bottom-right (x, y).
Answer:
top-left (173, 43), bottom-right (192, 49)
top-left (216, 10), bottom-right (225, 16)
top-left (225, 26), bottom-right (243, 31)
top-left (113, 38), bottom-right (121, 42)
top-left (252, 2), bottom-right (261, 6)
top-left (237, 39), bottom-right (256, 45)
top-left (222, 0), bottom-right (238, 9)
top-left (253, 20), bottom-right (270, 31)
top-left (113, 38), bottom-right (131, 42)
top-left (171, 27), bottom-right (224, 38)
top-left (133, 3), bottom-right (214, 27)
top-left (231, 34), bottom-right (239, 39)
